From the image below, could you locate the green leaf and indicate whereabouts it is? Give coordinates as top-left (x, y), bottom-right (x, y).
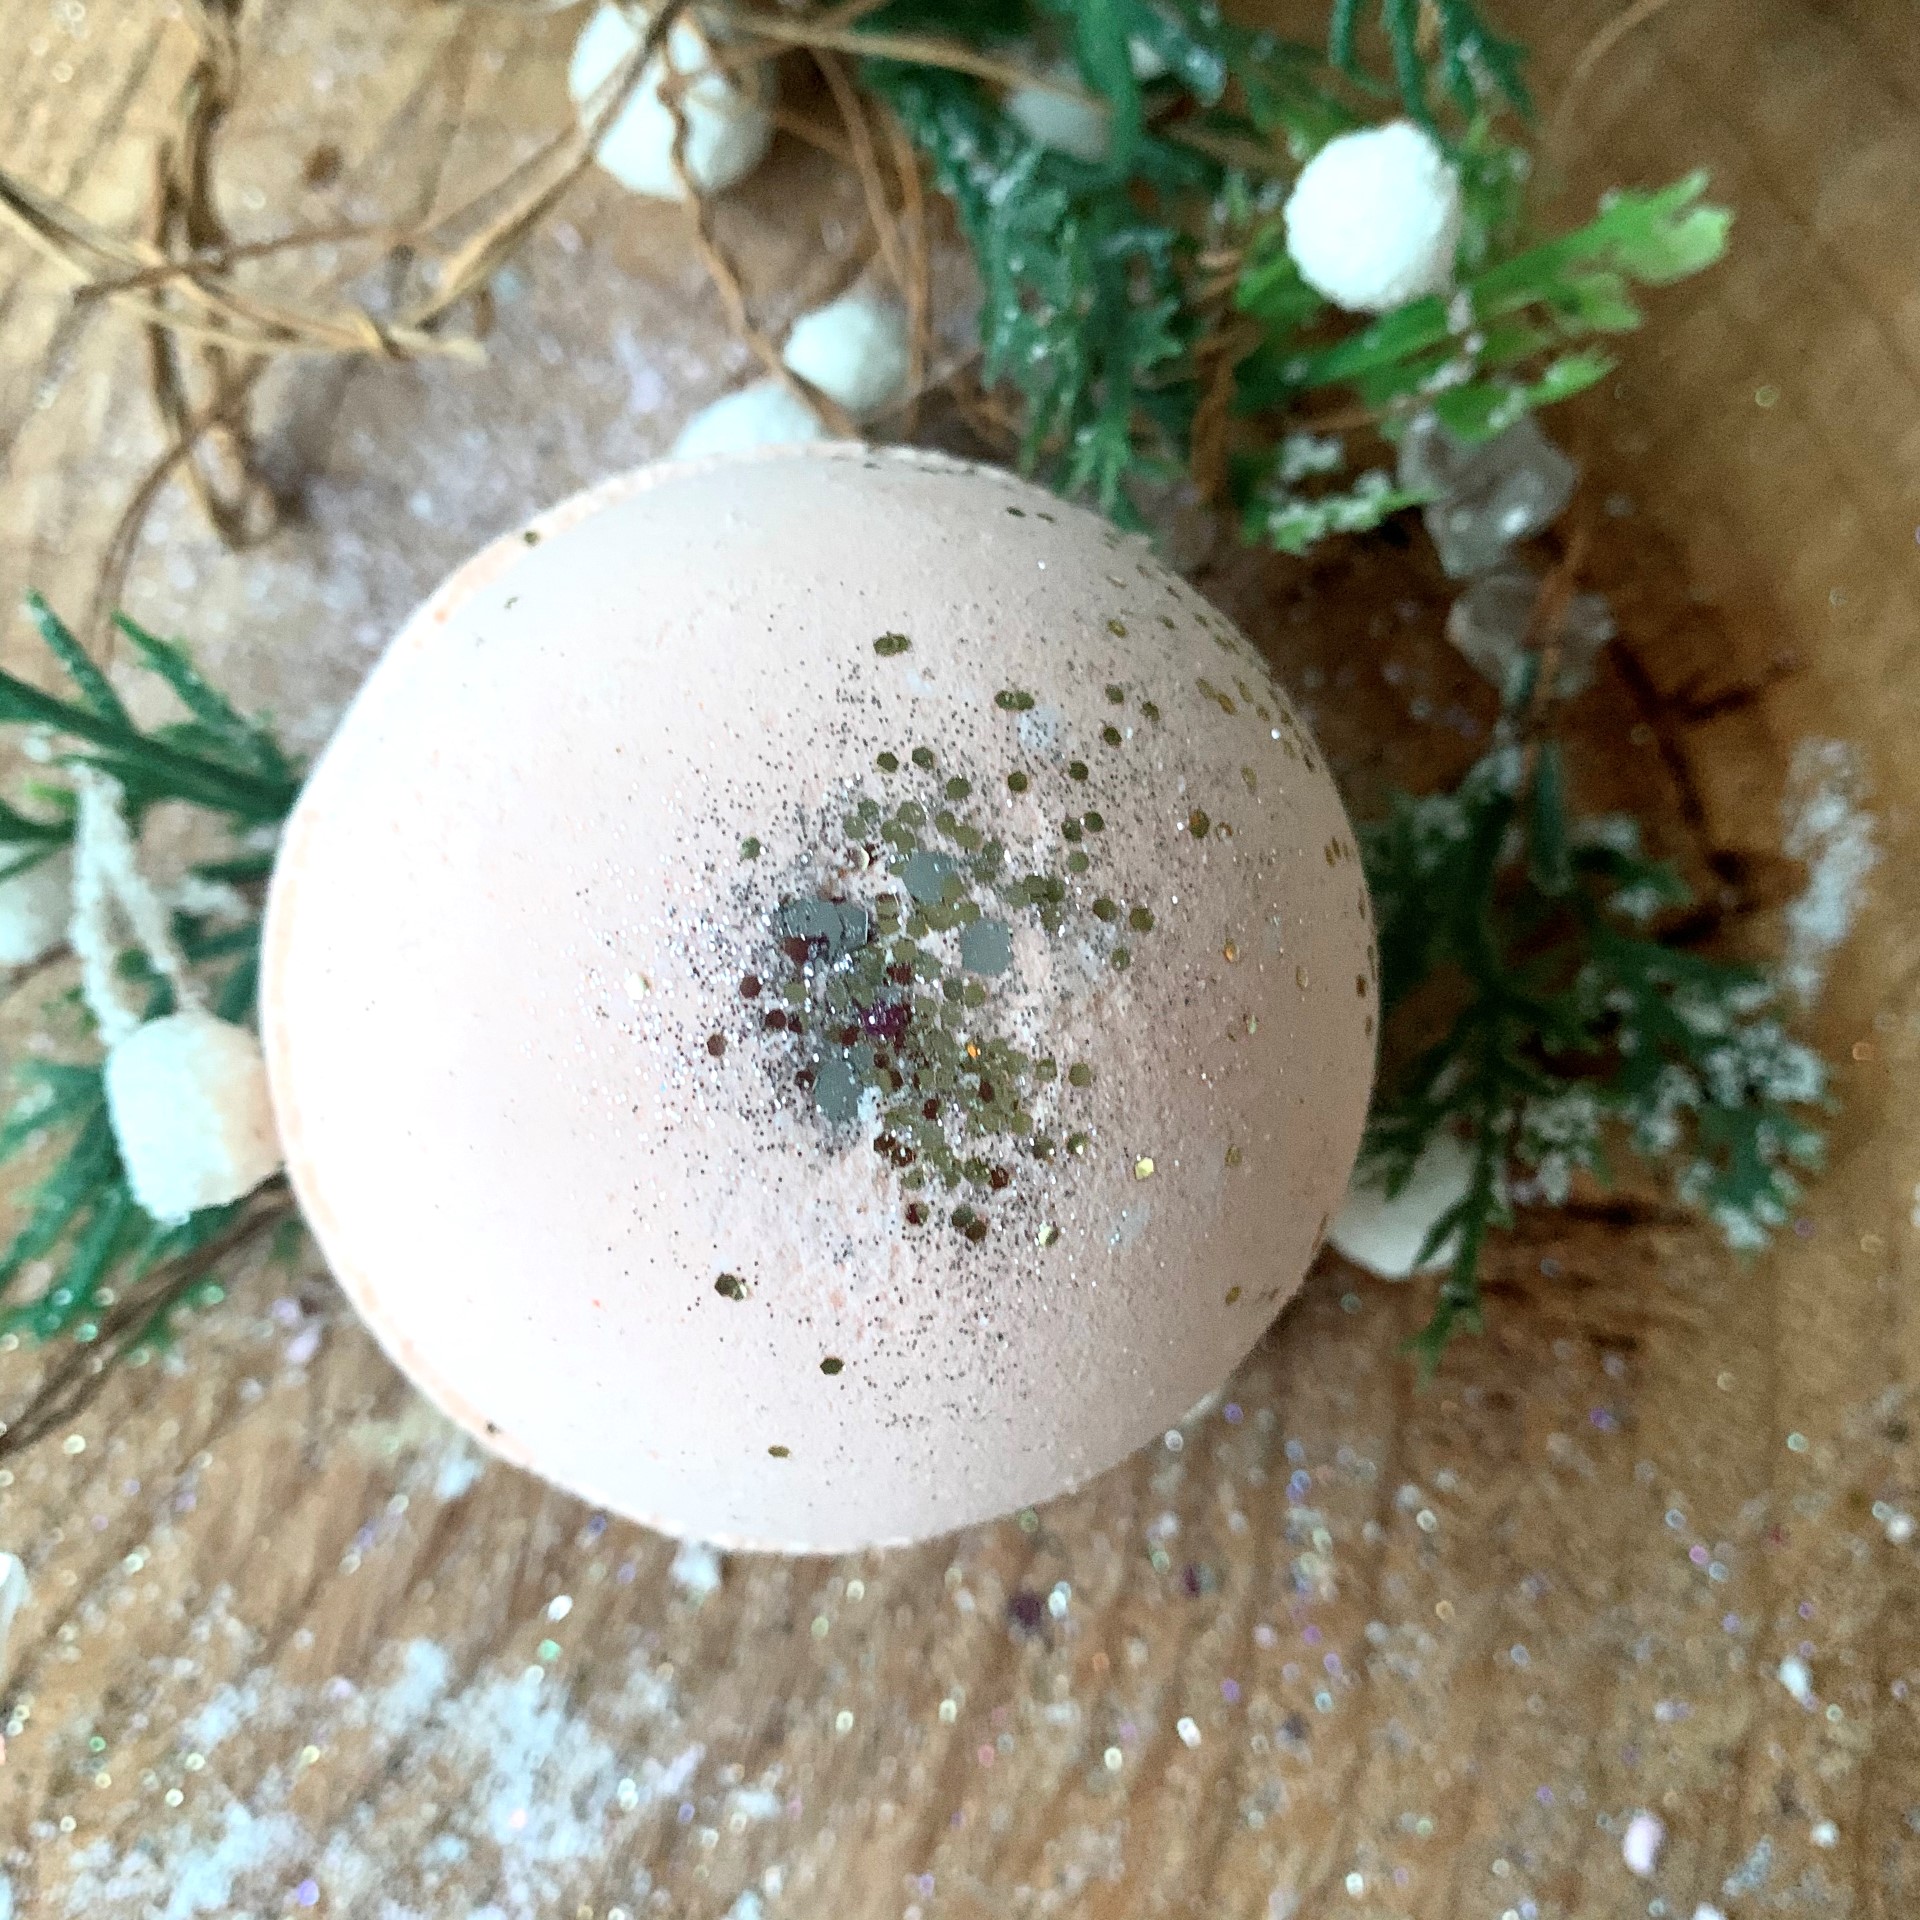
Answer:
top-left (12, 1185), bottom-right (138, 1341)
top-left (1595, 173), bottom-right (1731, 283)
top-left (1433, 0), bottom-right (1532, 120)
top-left (0, 842), bottom-right (63, 885)
top-left (856, 0), bottom-right (1032, 36)
top-left (215, 946), bottom-right (261, 1024)
top-left (1362, 671), bottom-right (1828, 1362)
top-left (23, 591), bottom-right (130, 727)
top-left (115, 612), bottom-right (295, 787)
top-left (1065, 0), bottom-right (1143, 173)
top-left (1527, 743), bottom-right (1572, 895)
top-left (874, 64), bottom-right (1199, 514)
top-left (1330, 0), bottom-right (1531, 125)
top-left (0, 1105), bottom-right (119, 1297)
top-left (1126, 1), bottom-right (1232, 104)
top-left (0, 794), bottom-right (72, 846)
top-left (0, 1060), bottom-right (103, 1162)
top-left (1328, 0), bottom-right (1362, 76)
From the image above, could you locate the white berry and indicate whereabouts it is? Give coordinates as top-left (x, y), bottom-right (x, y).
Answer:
top-left (1283, 120), bottom-right (1463, 313)
top-left (1327, 1130), bottom-right (1477, 1279)
top-left (568, 4), bottom-right (772, 201)
top-left (782, 290), bottom-right (911, 420)
top-left (0, 846), bottom-right (71, 968)
top-left (105, 1010), bottom-right (282, 1225)
top-left (672, 380), bottom-right (829, 459)
top-left (1005, 59), bottom-right (1110, 164)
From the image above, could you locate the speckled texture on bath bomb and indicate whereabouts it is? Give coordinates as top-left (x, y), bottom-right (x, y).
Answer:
top-left (261, 445), bottom-right (1376, 1552)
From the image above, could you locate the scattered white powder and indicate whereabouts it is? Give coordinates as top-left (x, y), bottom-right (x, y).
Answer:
top-left (60, 1638), bottom-right (694, 1920)
top-left (432, 1440), bottom-right (487, 1503)
top-left (1777, 1654), bottom-right (1816, 1707)
top-left (1779, 738), bottom-right (1877, 1004)
top-left (1722, 1836), bottom-right (1774, 1896)
top-left (669, 1538), bottom-right (723, 1599)
top-left (180, 1671), bottom-right (269, 1754)
top-left (370, 1637), bottom-right (453, 1737)
top-left (725, 1784), bottom-right (782, 1824)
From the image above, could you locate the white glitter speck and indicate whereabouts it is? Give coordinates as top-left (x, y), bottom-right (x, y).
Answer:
top-left (1621, 1810), bottom-right (1664, 1877)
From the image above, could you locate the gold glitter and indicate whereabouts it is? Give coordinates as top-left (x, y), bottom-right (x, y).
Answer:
top-left (1223, 941), bottom-right (1238, 962)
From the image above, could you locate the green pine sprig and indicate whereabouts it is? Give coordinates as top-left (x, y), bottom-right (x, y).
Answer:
top-left (856, 2), bottom-right (1725, 551)
top-left (1329, 0), bottom-right (1532, 124)
top-left (0, 597), bottom-right (301, 1390)
top-left (1360, 663), bottom-right (1828, 1362)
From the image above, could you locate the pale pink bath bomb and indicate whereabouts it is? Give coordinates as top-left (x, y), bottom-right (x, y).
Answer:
top-left (261, 446), bottom-right (1375, 1551)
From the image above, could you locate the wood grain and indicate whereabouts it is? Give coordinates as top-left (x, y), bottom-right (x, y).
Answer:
top-left (0, 3), bottom-right (1913, 1915)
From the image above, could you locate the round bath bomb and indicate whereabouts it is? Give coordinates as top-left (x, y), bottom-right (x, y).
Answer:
top-left (262, 446), bottom-right (1375, 1551)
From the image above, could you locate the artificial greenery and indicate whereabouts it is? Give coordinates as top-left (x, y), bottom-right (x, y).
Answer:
top-left (1360, 662), bottom-right (1828, 1359)
top-left (862, 0), bottom-right (1726, 545)
top-left (0, 596), bottom-right (298, 1370)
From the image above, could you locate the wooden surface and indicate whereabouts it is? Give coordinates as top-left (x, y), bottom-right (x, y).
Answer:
top-left (1, 3), bottom-right (1916, 1915)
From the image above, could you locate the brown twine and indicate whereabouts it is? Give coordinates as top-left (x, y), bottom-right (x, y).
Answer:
top-left (3, 0), bottom-right (1282, 633)
top-left (3, 0), bottom-right (696, 638)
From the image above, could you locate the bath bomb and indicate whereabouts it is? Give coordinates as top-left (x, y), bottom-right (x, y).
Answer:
top-left (262, 445), bottom-right (1375, 1551)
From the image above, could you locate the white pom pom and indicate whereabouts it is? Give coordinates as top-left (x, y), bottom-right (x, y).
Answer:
top-left (0, 847), bottom-right (71, 968)
top-left (1328, 1131), bottom-right (1478, 1279)
top-left (672, 380), bottom-right (829, 459)
top-left (104, 1009), bottom-right (282, 1225)
top-left (1005, 60), bottom-right (1110, 164)
top-left (568, 4), bottom-right (772, 200)
top-left (1283, 121), bottom-right (1463, 313)
top-left (781, 290), bottom-right (911, 420)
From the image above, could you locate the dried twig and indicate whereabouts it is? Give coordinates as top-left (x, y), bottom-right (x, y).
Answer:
top-left (662, 37), bottom-right (860, 437)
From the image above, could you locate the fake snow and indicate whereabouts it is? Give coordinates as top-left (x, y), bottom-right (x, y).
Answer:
top-left (669, 1538), bottom-right (723, 1599)
top-left (1777, 1654), bottom-right (1816, 1708)
top-left (58, 1638), bottom-right (696, 1920)
top-left (1779, 739), bottom-right (1877, 1005)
